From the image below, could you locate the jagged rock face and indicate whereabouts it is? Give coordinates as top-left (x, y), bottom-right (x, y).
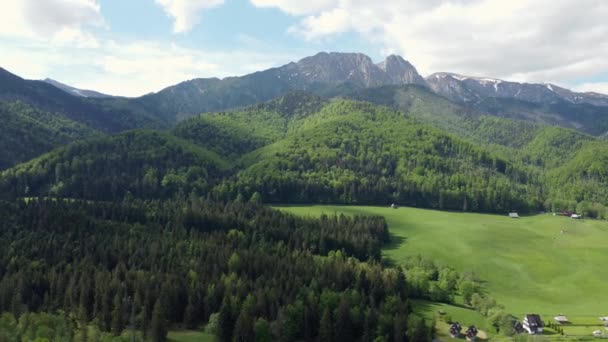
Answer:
top-left (427, 72), bottom-right (608, 107)
top-left (141, 52), bottom-right (429, 119)
top-left (275, 52), bottom-right (428, 88)
top-left (378, 55), bottom-right (428, 86)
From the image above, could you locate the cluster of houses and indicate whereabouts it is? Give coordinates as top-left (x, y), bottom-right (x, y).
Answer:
top-left (448, 322), bottom-right (478, 341)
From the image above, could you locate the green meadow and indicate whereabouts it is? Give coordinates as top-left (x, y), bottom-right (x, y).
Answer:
top-left (168, 330), bottom-right (215, 342)
top-left (279, 205), bottom-right (608, 321)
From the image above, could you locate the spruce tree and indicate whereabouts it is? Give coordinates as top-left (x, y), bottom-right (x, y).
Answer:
top-left (218, 301), bottom-right (234, 342)
top-left (150, 299), bottom-right (167, 342)
top-left (111, 293), bottom-right (123, 336)
top-left (254, 318), bottom-right (271, 342)
top-left (319, 308), bottom-right (333, 342)
top-left (334, 299), bottom-right (353, 342)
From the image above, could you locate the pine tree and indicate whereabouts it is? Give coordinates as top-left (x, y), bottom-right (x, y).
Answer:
top-left (334, 299), bottom-right (353, 342)
top-left (409, 318), bottom-right (428, 342)
top-left (319, 308), bottom-right (333, 342)
top-left (150, 299), bottom-right (167, 342)
top-left (218, 301), bottom-right (234, 342)
top-left (183, 297), bottom-right (197, 329)
top-left (111, 293), bottom-right (124, 335)
top-left (233, 307), bottom-right (254, 342)
top-left (393, 314), bottom-right (406, 342)
top-left (254, 318), bottom-right (271, 342)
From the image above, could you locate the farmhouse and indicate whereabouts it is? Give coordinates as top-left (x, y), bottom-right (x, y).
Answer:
top-left (523, 314), bottom-right (544, 334)
top-left (509, 212), bottom-right (520, 218)
top-left (554, 315), bottom-right (569, 324)
top-left (449, 322), bottom-right (462, 338)
top-left (465, 326), bottom-right (478, 341)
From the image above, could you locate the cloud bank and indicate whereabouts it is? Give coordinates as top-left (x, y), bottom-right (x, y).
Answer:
top-left (251, 0), bottom-right (608, 89)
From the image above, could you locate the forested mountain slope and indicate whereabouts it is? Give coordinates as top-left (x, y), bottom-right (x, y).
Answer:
top-left (217, 100), bottom-right (540, 212)
top-left (0, 67), bottom-right (166, 132)
top-left (0, 130), bottom-right (229, 200)
top-left (0, 101), bottom-right (100, 169)
top-left (3, 93), bottom-right (608, 216)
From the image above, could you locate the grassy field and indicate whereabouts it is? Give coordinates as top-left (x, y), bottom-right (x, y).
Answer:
top-left (168, 330), bottom-right (215, 342)
top-left (279, 205), bottom-right (608, 321)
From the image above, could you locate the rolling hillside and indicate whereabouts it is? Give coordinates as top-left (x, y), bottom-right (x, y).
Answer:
top-left (0, 101), bottom-right (100, 170)
top-left (0, 130), bottom-right (229, 200)
top-left (2, 92), bottom-right (608, 217)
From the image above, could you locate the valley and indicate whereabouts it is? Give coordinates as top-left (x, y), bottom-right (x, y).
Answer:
top-left (1, 50), bottom-right (608, 341)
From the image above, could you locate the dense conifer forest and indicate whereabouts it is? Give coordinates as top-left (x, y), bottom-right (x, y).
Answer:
top-left (0, 197), bottom-right (474, 341)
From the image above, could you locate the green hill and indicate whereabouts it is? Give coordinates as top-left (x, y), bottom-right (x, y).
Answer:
top-left (0, 130), bottom-right (229, 200)
top-left (216, 99), bottom-right (539, 212)
top-left (0, 67), bottom-right (167, 132)
top-left (0, 101), bottom-right (100, 170)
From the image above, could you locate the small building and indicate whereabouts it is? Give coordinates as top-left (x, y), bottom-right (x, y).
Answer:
top-left (593, 330), bottom-right (603, 337)
top-left (560, 211), bottom-right (573, 217)
top-left (509, 212), bottom-right (520, 218)
top-left (465, 326), bottom-right (478, 341)
top-left (449, 322), bottom-right (462, 338)
top-left (514, 321), bottom-right (525, 334)
top-left (571, 214), bottom-right (581, 219)
top-left (391, 203), bottom-right (398, 209)
top-left (554, 315), bottom-right (569, 324)
top-left (523, 314), bottom-right (544, 335)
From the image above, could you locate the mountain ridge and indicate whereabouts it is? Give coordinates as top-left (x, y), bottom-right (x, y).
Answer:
top-left (43, 78), bottom-right (113, 98)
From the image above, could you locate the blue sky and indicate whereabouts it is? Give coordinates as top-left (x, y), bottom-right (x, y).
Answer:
top-left (0, 0), bottom-right (607, 96)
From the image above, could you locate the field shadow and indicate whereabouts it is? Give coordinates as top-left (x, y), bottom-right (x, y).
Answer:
top-left (381, 234), bottom-right (407, 266)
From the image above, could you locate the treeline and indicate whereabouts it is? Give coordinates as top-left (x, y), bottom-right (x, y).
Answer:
top-left (2, 97), bottom-right (608, 216)
top-left (0, 197), bottom-right (436, 341)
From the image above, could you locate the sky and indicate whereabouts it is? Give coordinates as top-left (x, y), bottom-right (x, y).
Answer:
top-left (0, 0), bottom-right (607, 97)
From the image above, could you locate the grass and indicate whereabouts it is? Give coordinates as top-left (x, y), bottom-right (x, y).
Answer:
top-left (279, 205), bottom-right (608, 320)
top-left (168, 329), bottom-right (215, 342)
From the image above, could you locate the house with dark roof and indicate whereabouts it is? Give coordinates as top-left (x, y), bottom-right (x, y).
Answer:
top-left (465, 325), bottom-right (478, 341)
top-left (449, 322), bottom-right (462, 338)
top-left (523, 314), bottom-right (544, 334)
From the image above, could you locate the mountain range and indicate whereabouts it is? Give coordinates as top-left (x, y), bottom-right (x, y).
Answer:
top-left (43, 78), bottom-right (113, 98)
top-left (3, 52), bottom-right (607, 131)
top-left (1, 51), bottom-right (608, 216)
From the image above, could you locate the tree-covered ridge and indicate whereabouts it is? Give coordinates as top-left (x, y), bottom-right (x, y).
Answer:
top-left (220, 100), bottom-right (539, 212)
top-left (2, 94), bottom-right (608, 216)
top-left (0, 198), bottom-right (438, 341)
top-left (0, 101), bottom-right (100, 170)
top-left (172, 92), bottom-right (326, 158)
top-left (0, 130), bottom-right (229, 201)
top-left (0, 68), bottom-right (168, 133)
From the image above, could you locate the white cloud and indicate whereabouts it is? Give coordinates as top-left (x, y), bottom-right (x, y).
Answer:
top-left (251, 0), bottom-right (336, 15)
top-left (0, 37), bottom-right (300, 97)
top-left (155, 0), bottom-right (224, 33)
top-left (574, 82), bottom-right (608, 95)
top-left (0, 0), bottom-right (104, 46)
top-left (257, 0), bottom-right (608, 88)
